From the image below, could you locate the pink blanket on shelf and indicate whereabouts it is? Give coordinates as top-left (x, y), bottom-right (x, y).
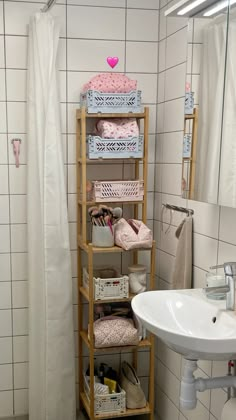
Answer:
top-left (82, 73), bottom-right (137, 93)
top-left (95, 118), bottom-right (139, 139)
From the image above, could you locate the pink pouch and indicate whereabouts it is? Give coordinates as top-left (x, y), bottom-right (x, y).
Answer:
top-left (93, 316), bottom-right (139, 348)
top-left (82, 73), bottom-right (137, 93)
top-left (114, 219), bottom-right (153, 250)
top-left (95, 118), bottom-right (139, 139)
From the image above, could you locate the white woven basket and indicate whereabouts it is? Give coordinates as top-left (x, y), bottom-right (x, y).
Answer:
top-left (83, 374), bottom-right (126, 415)
top-left (83, 267), bottom-right (129, 300)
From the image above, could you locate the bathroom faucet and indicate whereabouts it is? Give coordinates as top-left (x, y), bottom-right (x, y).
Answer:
top-left (205, 262), bottom-right (236, 311)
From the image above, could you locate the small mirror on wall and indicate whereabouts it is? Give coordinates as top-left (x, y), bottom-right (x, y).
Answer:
top-left (165, 0), bottom-right (236, 208)
top-left (181, 11), bottom-right (229, 205)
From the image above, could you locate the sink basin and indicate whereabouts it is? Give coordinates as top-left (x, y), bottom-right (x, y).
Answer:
top-left (132, 289), bottom-right (236, 361)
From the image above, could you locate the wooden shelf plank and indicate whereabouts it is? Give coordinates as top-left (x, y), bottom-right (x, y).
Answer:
top-left (80, 330), bottom-right (151, 353)
top-left (81, 392), bottom-right (151, 418)
top-left (185, 113), bottom-right (196, 120)
top-left (80, 287), bottom-right (136, 303)
top-left (78, 199), bottom-right (144, 206)
top-left (76, 110), bottom-right (146, 119)
top-left (78, 235), bottom-right (155, 254)
top-left (78, 158), bottom-right (143, 164)
top-left (78, 236), bottom-right (124, 253)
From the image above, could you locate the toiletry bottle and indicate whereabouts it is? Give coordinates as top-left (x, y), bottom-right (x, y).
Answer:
top-left (86, 359), bottom-right (98, 380)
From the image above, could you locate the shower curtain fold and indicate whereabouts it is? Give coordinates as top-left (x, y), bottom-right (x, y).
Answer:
top-left (27, 12), bottom-right (76, 420)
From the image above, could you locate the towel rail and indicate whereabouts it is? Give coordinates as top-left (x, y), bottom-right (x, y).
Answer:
top-left (161, 203), bottom-right (194, 234)
top-left (41, 0), bottom-right (57, 12)
top-left (162, 203), bottom-right (194, 217)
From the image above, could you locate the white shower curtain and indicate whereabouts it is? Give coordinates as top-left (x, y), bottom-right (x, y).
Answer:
top-left (194, 19), bottom-right (227, 204)
top-left (27, 13), bottom-right (76, 420)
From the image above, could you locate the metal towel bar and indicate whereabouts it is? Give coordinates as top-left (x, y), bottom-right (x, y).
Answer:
top-left (162, 203), bottom-right (194, 217)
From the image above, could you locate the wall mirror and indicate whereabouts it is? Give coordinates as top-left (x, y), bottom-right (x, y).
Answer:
top-left (166, 0), bottom-right (236, 207)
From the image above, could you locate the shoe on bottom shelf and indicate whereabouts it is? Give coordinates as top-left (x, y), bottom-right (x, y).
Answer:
top-left (120, 361), bottom-right (146, 409)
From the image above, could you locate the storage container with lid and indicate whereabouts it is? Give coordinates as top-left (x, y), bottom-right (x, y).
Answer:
top-left (128, 264), bottom-right (147, 294)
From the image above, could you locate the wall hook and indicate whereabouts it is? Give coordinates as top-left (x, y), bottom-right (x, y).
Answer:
top-left (11, 138), bottom-right (22, 168)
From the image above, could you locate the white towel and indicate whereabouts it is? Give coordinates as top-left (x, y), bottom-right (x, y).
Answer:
top-left (172, 216), bottom-right (193, 289)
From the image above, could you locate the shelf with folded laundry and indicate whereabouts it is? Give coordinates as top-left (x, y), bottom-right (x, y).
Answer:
top-left (80, 331), bottom-right (152, 353)
top-left (81, 301), bottom-right (152, 352)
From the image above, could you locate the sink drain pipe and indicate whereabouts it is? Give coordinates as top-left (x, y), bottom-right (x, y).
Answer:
top-left (180, 359), bottom-right (236, 410)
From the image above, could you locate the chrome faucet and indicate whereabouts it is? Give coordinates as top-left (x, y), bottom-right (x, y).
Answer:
top-left (205, 262), bottom-right (236, 311)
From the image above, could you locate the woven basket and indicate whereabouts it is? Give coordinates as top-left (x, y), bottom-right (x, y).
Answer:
top-left (92, 180), bottom-right (144, 202)
top-left (83, 374), bottom-right (126, 415)
top-left (87, 135), bottom-right (144, 159)
top-left (81, 90), bottom-right (142, 113)
top-left (83, 267), bottom-right (129, 300)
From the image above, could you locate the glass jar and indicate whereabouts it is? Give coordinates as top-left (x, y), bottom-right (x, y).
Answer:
top-left (128, 264), bottom-right (147, 294)
top-left (206, 272), bottom-right (226, 300)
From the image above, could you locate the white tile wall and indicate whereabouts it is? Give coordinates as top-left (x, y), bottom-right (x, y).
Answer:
top-left (155, 6), bottom-right (236, 420)
top-left (0, 391), bottom-right (13, 417)
top-left (0, 1), bottom-right (159, 416)
top-left (126, 9), bottom-right (159, 41)
top-left (126, 41), bottom-right (158, 73)
top-left (0, 337), bottom-right (12, 364)
top-left (0, 135), bottom-right (8, 163)
top-left (68, 6), bottom-right (125, 39)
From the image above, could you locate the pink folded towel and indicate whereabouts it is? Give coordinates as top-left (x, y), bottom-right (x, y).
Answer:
top-left (82, 73), bottom-right (137, 93)
top-left (95, 118), bottom-right (139, 139)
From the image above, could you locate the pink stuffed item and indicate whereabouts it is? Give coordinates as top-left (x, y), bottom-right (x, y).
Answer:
top-left (93, 316), bottom-right (139, 348)
top-left (114, 219), bottom-right (153, 250)
top-left (95, 118), bottom-right (139, 139)
top-left (82, 73), bottom-right (137, 93)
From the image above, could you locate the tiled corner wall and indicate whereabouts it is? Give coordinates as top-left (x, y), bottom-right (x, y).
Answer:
top-left (154, 2), bottom-right (236, 420)
top-left (0, 0), bottom-right (159, 417)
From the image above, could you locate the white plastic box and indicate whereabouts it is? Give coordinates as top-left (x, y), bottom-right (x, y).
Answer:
top-left (80, 90), bottom-right (142, 113)
top-left (83, 374), bottom-right (126, 415)
top-left (87, 135), bottom-right (144, 159)
top-left (83, 267), bottom-right (129, 300)
top-left (92, 180), bottom-right (144, 202)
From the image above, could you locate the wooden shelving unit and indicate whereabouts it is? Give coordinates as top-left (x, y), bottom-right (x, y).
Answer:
top-left (76, 106), bottom-right (155, 420)
top-left (183, 108), bottom-right (198, 199)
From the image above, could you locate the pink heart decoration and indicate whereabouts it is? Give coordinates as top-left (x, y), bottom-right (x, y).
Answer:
top-left (107, 56), bottom-right (119, 68)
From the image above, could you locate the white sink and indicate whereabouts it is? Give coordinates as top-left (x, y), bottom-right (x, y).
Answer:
top-left (132, 289), bottom-right (236, 361)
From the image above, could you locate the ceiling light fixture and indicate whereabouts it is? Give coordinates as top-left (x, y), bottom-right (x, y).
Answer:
top-left (178, 0), bottom-right (208, 15)
top-left (204, 0), bottom-right (235, 16)
top-left (165, 0), bottom-right (232, 18)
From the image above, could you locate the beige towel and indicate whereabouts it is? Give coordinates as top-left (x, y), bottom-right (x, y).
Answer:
top-left (172, 216), bottom-right (193, 289)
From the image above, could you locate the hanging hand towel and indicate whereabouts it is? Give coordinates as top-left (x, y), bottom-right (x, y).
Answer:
top-left (172, 216), bottom-right (193, 289)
